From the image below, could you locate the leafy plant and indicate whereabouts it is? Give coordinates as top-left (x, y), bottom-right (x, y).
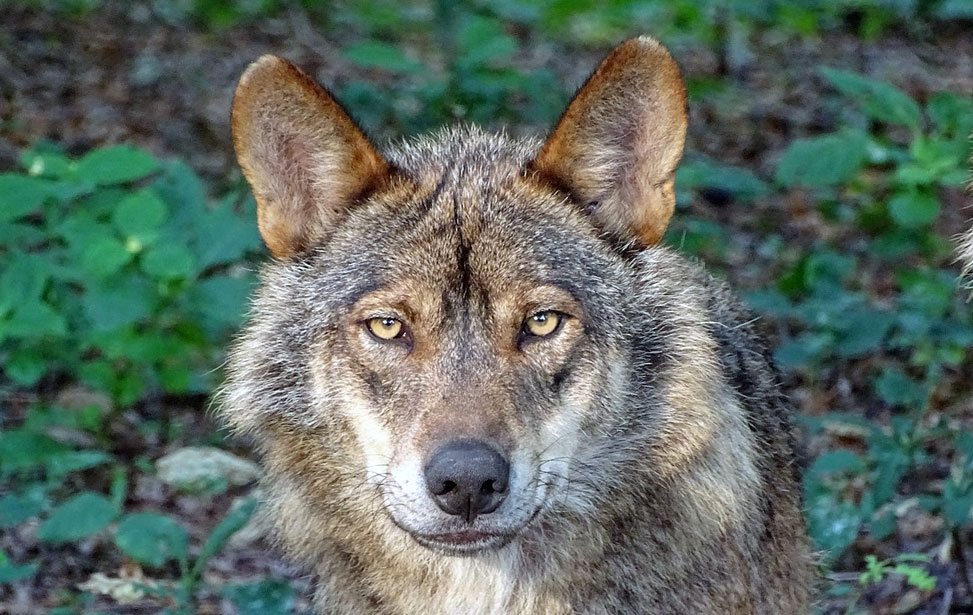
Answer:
top-left (837, 554), bottom-right (937, 615)
top-left (0, 143), bottom-right (261, 406)
top-left (768, 70), bottom-right (973, 566)
top-left (114, 499), bottom-right (257, 615)
top-left (0, 412), bottom-right (265, 613)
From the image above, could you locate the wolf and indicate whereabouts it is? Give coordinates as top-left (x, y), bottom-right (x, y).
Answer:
top-left (220, 36), bottom-right (815, 614)
top-left (962, 228), bottom-right (973, 286)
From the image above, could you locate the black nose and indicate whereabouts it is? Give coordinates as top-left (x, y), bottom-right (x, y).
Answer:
top-left (423, 439), bottom-right (510, 523)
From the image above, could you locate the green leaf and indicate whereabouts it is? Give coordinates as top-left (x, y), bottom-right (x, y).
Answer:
top-left (892, 563), bottom-right (936, 591)
top-left (223, 578), bottom-right (296, 615)
top-left (46, 450), bottom-right (112, 477)
top-left (888, 191), bottom-right (940, 228)
top-left (192, 200), bottom-right (262, 268)
top-left (956, 430), bottom-right (973, 460)
top-left (153, 160), bottom-right (207, 227)
top-left (0, 558), bottom-right (38, 584)
top-left (805, 494), bottom-right (862, 562)
top-left (141, 243), bottom-right (197, 279)
top-left (76, 146), bottom-right (159, 186)
top-left (21, 148), bottom-right (73, 179)
top-left (112, 189), bottom-right (168, 239)
top-left (82, 277), bottom-right (155, 331)
top-left (935, 0), bottom-right (973, 20)
top-left (874, 367), bottom-right (924, 408)
top-left (0, 430), bottom-right (70, 473)
top-left (834, 308), bottom-right (894, 357)
top-left (0, 174), bottom-right (52, 221)
top-left (192, 498), bottom-right (256, 577)
top-left (81, 237), bottom-right (133, 277)
top-left (191, 275), bottom-right (254, 329)
top-left (0, 221), bottom-right (46, 247)
top-left (869, 512), bottom-right (896, 541)
top-left (774, 331), bottom-right (832, 368)
top-left (926, 91), bottom-right (973, 136)
top-left (0, 253), bottom-right (50, 314)
top-left (114, 512), bottom-right (188, 568)
top-left (775, 131), bottom-right (867, 188)
top-left (456, 16), bottom-right (518, 66)
top-left (805, 450), bottom-right (865, 481)
top-left (821, 68), bottom-right (921, 129)
top-left (343, 41), bottom-right (423, 74)
top-left (943, 491), bottom-right (973, 526)
top-left (5, 348), bottom-right (48, 386)
top-left (37, 492), bottom-right (118, 544)
top-left (0, 494), bottom-right (45, 528)
top-left (0, 300), bottom-right (67, 340)
top-left (676, 157), bottom-right (771, 203)
top-left (159, 364), bottom-right (192, 393)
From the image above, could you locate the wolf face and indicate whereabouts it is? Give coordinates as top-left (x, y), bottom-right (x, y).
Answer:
top-left (224, 38), bottom-right (688, 555)
top-left (296, 139), bottom-right (636, 554)
top-left (222, 36), bottom-right (812, 614)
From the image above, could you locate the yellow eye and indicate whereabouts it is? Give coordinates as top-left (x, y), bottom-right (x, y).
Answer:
top-left (366, 317), bottom-right (404, 340)
top-left (524, 311), bottom-right (561, 337)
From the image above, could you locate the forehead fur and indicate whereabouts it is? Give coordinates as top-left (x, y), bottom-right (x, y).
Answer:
top-left (386, 125), bottom-right (542, 180)
top-left (312, 125), bottom-right (615, 288)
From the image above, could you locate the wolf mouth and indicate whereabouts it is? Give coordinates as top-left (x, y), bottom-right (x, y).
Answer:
top-left (412, 531), bottom-right (515, 555)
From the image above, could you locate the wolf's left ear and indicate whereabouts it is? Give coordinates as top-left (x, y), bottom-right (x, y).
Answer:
top-left (232, 55), bottom-right (390, 258)
top-left (530, 36), bottom-right (687, 246)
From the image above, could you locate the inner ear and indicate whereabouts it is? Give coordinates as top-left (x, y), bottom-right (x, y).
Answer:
top-left (530, 36), bottom-right (688, 246)
top-left (231, 55), bottom-right (391, 258)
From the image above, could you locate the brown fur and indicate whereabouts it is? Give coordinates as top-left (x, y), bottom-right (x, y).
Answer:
top-left (231, 55), bottom-right (389, 257)
top-left (533, 37), bottom-right (687, 246)
top-left (221, 36), bottom-right (815, 614)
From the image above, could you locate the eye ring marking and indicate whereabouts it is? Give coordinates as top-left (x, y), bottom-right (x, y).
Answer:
top-left (523, 311), bottom-right (563, 338)
top-left (366, 317), bottom-right (405, 341)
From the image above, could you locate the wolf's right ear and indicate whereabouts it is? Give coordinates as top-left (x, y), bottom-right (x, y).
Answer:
top-left (530, 37), bottom-right (687, 246)
top-left (232, 55), bottom-right (390, 258)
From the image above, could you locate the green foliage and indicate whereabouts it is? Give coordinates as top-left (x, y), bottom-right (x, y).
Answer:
top-left (821, 69), bottom-right (921, 130)
top-left (332, 7), bottom-right (566, 134)
top-left (836, 553), bottom-right (937, 613)
top-left (38, 491), bottom-right (118, 544)
top-left (860, 554), bottom-right (936, 592)
top-left (222, 578), bottom-right (297, 615)
top-left (0, 402), bottom-right (259, 610)
top-left (0, 143), bottom-right (265, 609)
top-left (114, 512), bottom-right (189, 568)
top-left (0, 143), bottom-right (261, 405)
top-left (775, 131), bottom-right (868, 189)
top-left (770, 70), bottom-right (973, 569)
top-left (0, 551), bottom-right (38, 584)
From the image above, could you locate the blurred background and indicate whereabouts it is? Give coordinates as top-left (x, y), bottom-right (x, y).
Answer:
top-left (1, 1), bottom-right (972, 613)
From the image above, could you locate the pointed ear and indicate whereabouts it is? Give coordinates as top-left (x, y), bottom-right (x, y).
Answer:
top-left (231, 55), bottom-right (390, 258)
top-left (531, 36), bottom-right (687, 246)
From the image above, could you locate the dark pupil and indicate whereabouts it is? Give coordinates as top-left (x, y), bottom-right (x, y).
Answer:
top-left (382, 318), bottom-right (396, 328)
top-left (534, 314), bottom-right (547, 323)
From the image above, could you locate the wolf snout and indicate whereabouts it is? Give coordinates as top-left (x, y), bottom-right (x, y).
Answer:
top-left (423, 439), bottom-right (510, 523)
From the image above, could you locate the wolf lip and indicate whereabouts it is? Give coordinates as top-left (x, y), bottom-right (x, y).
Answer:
top-left (413, 531), bottom-right (512, 553)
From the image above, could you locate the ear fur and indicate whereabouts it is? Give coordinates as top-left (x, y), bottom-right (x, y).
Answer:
top-left (531, 36), bottom-right (688, 246)
top-left (231, 55), bottom-right (390, 258)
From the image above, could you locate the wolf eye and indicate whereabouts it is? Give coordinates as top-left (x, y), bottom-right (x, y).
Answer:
top-left (366, 317), bottom-right (404, 340)
top-left (523, 311), bottom-right (562, 338)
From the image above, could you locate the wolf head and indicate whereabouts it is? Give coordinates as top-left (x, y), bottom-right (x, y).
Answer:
top-left (222, 38), bottom-right (702, 557)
